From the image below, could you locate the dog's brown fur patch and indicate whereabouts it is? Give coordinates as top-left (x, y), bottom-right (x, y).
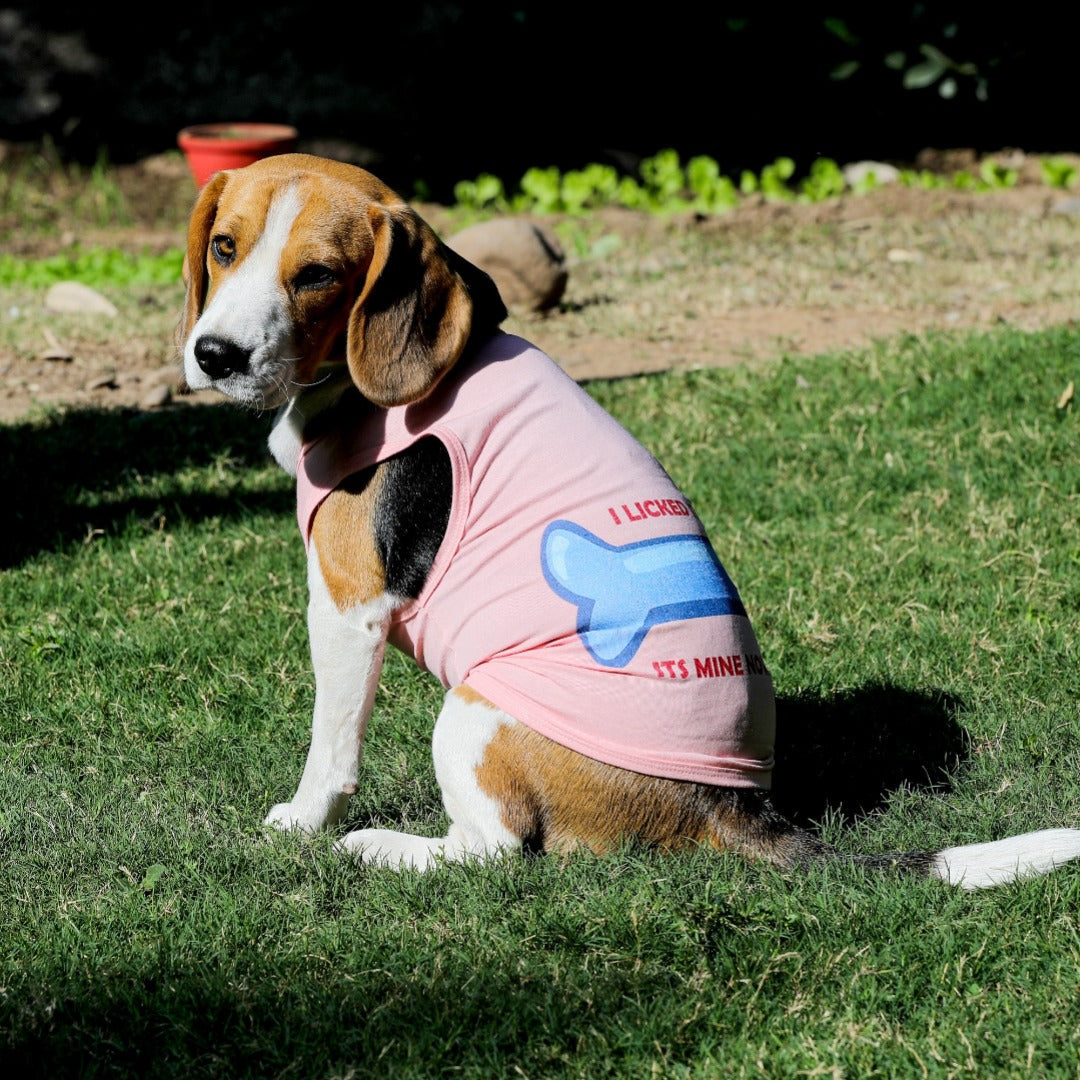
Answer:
top-left (310, 468), bottom-right (387, 611)
top-left (473, 719), bottom-right (830, 866)
top-left (452, 685), bottom-right (496, 708)
top-left (475, 721), bottom-right (749, 855)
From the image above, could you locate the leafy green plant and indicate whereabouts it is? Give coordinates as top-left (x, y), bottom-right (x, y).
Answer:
top-left (614, 175), bottom-right (649, 210)
top-left (1041, 156), bottom-right (1078, 189)
top-left (979, 159), bottom-right (1018, 189)
top-left (0, 247), bottom-right (184, 288)
top-left (461, 149), bottom-right (739, 216)
top-left (638, 147), bottom-right (685, 205)
top-left (686, 155), bottom-right (739, 213)
top-left (898, 168), bottom-right (947, 191)
top-left (451, 172), bottom-right (507, 212)
top-left (758, 156), bottom-right (797, 201)
top-left (950, 169), bottom-right (979, 191)
top-left (514, 166), bottom-right (563, 213)
top-left (799, 157), bottom-right (848, 201)
top-left (556, 163), bottom-right (621, 213)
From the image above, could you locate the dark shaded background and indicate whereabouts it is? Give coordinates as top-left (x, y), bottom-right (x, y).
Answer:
top-left (0, 2), bottom-right (1073, 200)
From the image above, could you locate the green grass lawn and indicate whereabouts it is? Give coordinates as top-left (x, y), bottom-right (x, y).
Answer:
top-left (2, 323), bottom-right (1079, 1078)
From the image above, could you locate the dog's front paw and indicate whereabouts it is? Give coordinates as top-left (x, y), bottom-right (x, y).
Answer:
top-left (264, 788), bottom-right (352, 834)
top-left (264, 802), bottom-right (322, 834)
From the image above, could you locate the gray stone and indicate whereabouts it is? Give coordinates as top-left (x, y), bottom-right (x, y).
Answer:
top-left (45, 281), bottom-right (118, 316)
top-left (39, 346), bottom-right (73, 362)
top-left (140, 383), bottom-right (173, 409)
top-left (447, 218), bottom-right (568, 313)
top-left (842, 160), bottom-right (901, 187)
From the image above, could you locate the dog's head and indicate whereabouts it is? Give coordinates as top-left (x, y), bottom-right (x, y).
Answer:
top-left (177, 153), bottom-right (507, 409)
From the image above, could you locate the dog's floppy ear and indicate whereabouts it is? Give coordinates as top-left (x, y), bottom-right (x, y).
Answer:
top-left (346, 206), bottom-right (507, 407)
top-left (175, 172), bottom-right (230, 349)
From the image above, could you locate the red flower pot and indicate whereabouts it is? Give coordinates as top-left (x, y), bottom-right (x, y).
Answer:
top-left (177, 123), bottom-right (299, 188)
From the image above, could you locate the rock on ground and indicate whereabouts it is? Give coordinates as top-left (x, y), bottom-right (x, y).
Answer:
top-left (447, 218), bottom-right (568, 313)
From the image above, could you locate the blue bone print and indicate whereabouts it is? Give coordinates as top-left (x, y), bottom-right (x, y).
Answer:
top-left (540, 520), bottom-right (746, 668)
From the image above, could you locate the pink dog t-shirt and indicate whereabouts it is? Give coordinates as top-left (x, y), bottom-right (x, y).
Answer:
top-left (296, 332), bottom-right (775, 788)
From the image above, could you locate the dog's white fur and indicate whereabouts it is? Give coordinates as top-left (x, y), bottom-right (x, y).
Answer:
top-left (338, 691), bottom-right (522, 869)
top-left (263, 543), bottom-right (397, 834)
top-left (179, 154), bottom-right (1080, 887)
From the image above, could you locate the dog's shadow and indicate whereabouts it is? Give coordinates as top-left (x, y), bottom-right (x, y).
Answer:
top-left (770, 683), bottom-right (969, 826)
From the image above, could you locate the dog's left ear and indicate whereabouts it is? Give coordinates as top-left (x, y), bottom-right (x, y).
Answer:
top-left (175, 172), bottom-right (230, 349)
top-left (347, 206), bottom-right (507, 407)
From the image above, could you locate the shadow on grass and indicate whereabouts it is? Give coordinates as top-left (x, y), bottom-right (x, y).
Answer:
top-left (772, 683), bottom-right (969, 826)
top-left (0, 962), bottom-right (701, 1079)
top-left (0, 401), bottom-right (289, 568)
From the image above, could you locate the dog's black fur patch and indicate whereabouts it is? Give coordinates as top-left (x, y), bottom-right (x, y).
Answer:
top-left (373, 436), bottom-right (453, 599)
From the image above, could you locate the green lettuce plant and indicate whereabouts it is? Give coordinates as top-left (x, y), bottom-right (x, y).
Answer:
top-left (1041, 157), bottom-right (1078, 189)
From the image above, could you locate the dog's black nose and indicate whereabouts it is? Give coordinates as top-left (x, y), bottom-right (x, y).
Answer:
top-left (194, 335), bottom-right (251, 379)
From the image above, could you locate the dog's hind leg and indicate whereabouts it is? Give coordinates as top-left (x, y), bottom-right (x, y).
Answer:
top-left (337, 686), bottom-right (525, 870)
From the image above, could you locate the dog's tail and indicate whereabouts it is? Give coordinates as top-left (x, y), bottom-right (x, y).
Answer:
top-left (923, 829), bottom-right (1080, 889)
top-left (718, 793), bottom-right (1080, 889)
top-left (817, 830), bottom-right (1080, 889)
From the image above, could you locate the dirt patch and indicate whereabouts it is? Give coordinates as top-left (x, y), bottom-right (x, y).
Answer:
top-left (2, 150), bottom-right (1079, 422)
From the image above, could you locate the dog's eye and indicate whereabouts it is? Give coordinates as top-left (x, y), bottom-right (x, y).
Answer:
top-left (211, 236), bottom-right (236, 265)
top-left (293, 264), bottom-right (338, 291)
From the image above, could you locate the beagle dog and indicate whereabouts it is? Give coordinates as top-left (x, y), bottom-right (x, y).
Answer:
top-left (178, 153), bottom-right (1080, 888)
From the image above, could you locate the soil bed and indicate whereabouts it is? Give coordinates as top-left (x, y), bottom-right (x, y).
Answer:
top-left (2, 149), bottom-right (1079, 422)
